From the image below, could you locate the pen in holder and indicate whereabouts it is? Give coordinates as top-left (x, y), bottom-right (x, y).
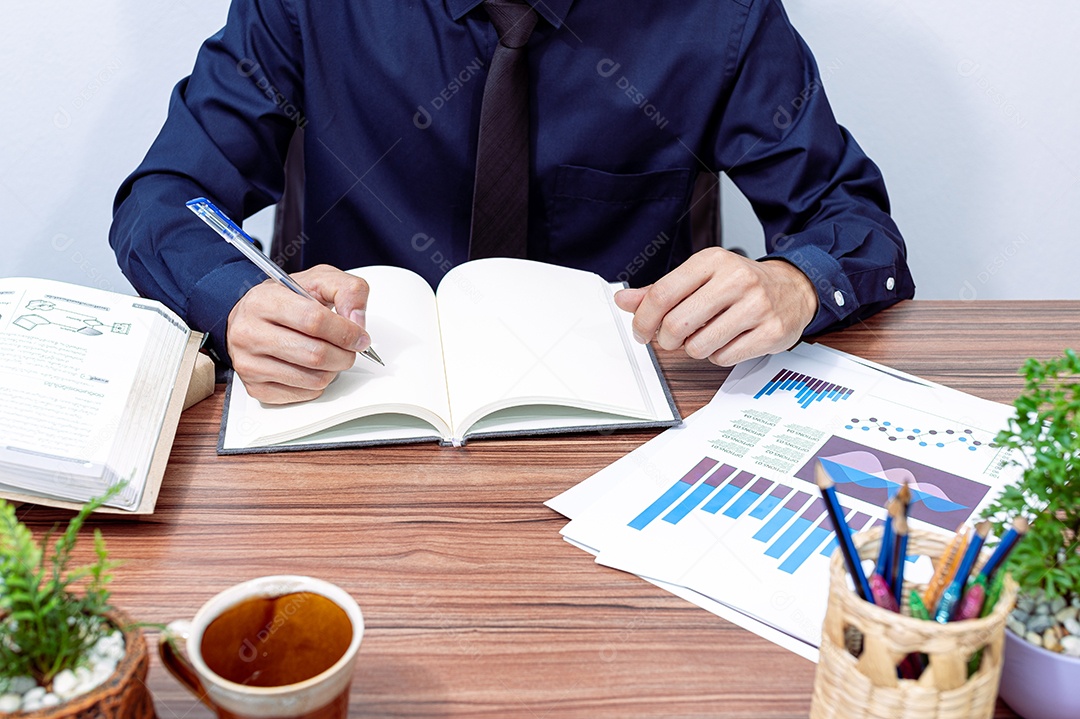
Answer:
top-left (810, 526), bottom-right (1016, 719)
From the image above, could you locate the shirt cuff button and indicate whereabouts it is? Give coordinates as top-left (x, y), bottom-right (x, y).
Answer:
top-left (886, 277), bottom-right (896, 291)
top-left (833, 290), bottom-right (845, 307)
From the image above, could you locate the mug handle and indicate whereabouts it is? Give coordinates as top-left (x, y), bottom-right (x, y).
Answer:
top-left (159, 620), bottom-right (215, 710)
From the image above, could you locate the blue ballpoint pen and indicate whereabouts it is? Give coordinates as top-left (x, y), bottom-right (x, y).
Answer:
top-left (186, 197), bottom-right (383, 366)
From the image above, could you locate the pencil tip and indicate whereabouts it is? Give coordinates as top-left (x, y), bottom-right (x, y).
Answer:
top-left (1014, 516), bottom-right (1029, 533)
top-left (888, 497), bottom-right (909, 533)
top-left (975, 520), bottom-right (991, 537)
top-left (897, 481), bottom-right (912, 504)
top-left (814, 461), bottom-right (834, 489)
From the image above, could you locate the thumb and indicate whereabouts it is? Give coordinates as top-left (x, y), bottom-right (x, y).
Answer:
top-left (614, 286), bottom-right (649, 313)
top-left (295, 265), bottom-right (371, 324)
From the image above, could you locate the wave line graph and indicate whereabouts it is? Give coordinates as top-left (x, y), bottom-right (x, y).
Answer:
top-left (793, 436), bottom-right (990, 531)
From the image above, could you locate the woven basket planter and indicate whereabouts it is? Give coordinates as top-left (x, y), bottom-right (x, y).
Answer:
top-left (9, 608), bottom-right (156, 719)
top-left (810, 526), bottom-right (1017, 719)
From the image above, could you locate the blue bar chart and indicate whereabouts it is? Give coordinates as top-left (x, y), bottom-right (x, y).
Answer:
top-left (753, 369), bottom-right (855, 409)
top-left (628, 457), bottom-right (720, 530)
top-left (765, 499), bottom-right (825, 560)
top-left (701, 470), bottom-right (754, 513)
top-left (753, 490), bottom-right (811, 543)
top-left (626, 456), bottom-right (878, 575)
top-left (662, 464), bottom-right (737, 524)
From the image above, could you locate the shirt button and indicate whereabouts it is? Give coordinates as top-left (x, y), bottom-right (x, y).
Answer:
top-left (833, 290), bottom-right (845, 307)
top-left (886, 277), bottom-right (896, 291)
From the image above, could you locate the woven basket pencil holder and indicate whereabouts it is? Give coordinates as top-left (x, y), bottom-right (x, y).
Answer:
top-left (810, 526), bottom-right (1017, 719)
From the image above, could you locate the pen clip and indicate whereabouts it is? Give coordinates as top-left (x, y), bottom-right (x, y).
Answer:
top-left (185, 197), bottom-right (318, 302)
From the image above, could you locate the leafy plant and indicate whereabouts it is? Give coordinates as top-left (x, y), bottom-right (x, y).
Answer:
top-left (981, 349), bottom-right (1080, 600)
top-left (0, 485), bottom-right (122, 690)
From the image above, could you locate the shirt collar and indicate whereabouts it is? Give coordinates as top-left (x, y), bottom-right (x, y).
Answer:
top-left (446, 0), bottom-right (575, 29)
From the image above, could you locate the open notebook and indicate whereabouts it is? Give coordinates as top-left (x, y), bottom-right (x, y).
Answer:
top-left (219, 259), bottom-right (680, 453)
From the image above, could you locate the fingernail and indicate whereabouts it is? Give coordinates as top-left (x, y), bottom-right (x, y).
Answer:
top-left (349, 309), bottom-right (366, 327)
top-left (633, 330), bottom-right (647, 344)
top-left (354, 333), bottom-right (370, 352)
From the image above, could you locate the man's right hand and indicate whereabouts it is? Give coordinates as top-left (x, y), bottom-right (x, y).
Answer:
top-left (226, 264), bottom-right (372, 404)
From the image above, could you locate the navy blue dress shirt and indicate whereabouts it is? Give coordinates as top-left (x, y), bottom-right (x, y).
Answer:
top-left (111, 0), bottom-right (915, 364)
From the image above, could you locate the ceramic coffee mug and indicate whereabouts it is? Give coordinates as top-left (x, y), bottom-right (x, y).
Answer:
top-left (160, 575), bottom-right (363, 719)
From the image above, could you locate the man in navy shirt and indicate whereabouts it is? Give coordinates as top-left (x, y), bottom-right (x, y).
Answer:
top-left (111, 0), bottom-right (914, 404)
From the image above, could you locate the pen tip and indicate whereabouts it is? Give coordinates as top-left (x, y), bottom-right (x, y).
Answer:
top-left (364, 347), bottom-right (385, 366)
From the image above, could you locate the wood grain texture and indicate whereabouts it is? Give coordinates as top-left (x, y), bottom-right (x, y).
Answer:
top-left (14, 300), bottom-right (1079, 718)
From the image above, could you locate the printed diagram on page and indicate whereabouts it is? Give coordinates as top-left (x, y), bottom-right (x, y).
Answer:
top-left (13, 298), bottom-right (131, 337)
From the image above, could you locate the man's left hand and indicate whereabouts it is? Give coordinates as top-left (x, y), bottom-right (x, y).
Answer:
top-left (614, 247), bottom-right (818, 367)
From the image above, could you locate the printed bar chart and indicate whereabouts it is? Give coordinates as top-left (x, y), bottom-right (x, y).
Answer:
top-left (723, 477), bottom-right (774, 519)
top-left (765, 498), bottom-right (825, 559)
top-left (628, 457), bottom-right (719, 530)
top-left (779, 511), bottom-right (837, 574)
top-left (627, 455), bottom-right (896, 576)
top-left (819, 512), bottom-right (871, 557)
top-left (753, 490), bottom-right (812, 543)
top-left (749, 483), bottom-right (792, 520)
top-left (754, 369), bottom-right (854, 409)
top-left (663, 464), bottom-right (736, 524)
top-left (702, 471), bottom-right (755, 513)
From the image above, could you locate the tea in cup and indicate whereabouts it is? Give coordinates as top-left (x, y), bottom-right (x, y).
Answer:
top-left (160, 575), bottom-right (362, 719)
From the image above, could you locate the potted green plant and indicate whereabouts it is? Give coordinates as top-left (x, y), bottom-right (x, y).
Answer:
top-left (0, 488), bottom-right (156, 718)
top-left (980, 349), bottom-right (1080, 719)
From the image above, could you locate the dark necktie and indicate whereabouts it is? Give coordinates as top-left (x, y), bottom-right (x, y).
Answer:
top-left (468, 0), bottom-right (539, 260)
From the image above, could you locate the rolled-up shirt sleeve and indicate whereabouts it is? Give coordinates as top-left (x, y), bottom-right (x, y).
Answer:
top-left (713, 0), bottom-right (915, 335)
top-left (110, 0), bottom-right (302, 363)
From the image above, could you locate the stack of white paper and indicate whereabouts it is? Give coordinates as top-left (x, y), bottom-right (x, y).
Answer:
top-left (547, 343), bottom-right (1024, 662)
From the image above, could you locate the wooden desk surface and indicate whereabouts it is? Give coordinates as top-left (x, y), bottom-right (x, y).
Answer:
top-left (15, 300), bottom-right (1079, 718)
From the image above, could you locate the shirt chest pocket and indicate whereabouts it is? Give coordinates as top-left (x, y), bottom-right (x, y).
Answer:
top-left (544, 165), bottom-right (693, 283)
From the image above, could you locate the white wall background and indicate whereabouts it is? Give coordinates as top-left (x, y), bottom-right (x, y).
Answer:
top-left (2, 0), bottom-right (1078, 302)
top-left (0, 0), bottom-right (273, 294)
top-left (726, 0), bottom-right (1080, 301)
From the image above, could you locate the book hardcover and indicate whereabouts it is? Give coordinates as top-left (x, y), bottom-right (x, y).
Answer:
top-left (219, 259), bottom-right (681, 453)
top-left (0, 277), bottom-right (206, 514)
